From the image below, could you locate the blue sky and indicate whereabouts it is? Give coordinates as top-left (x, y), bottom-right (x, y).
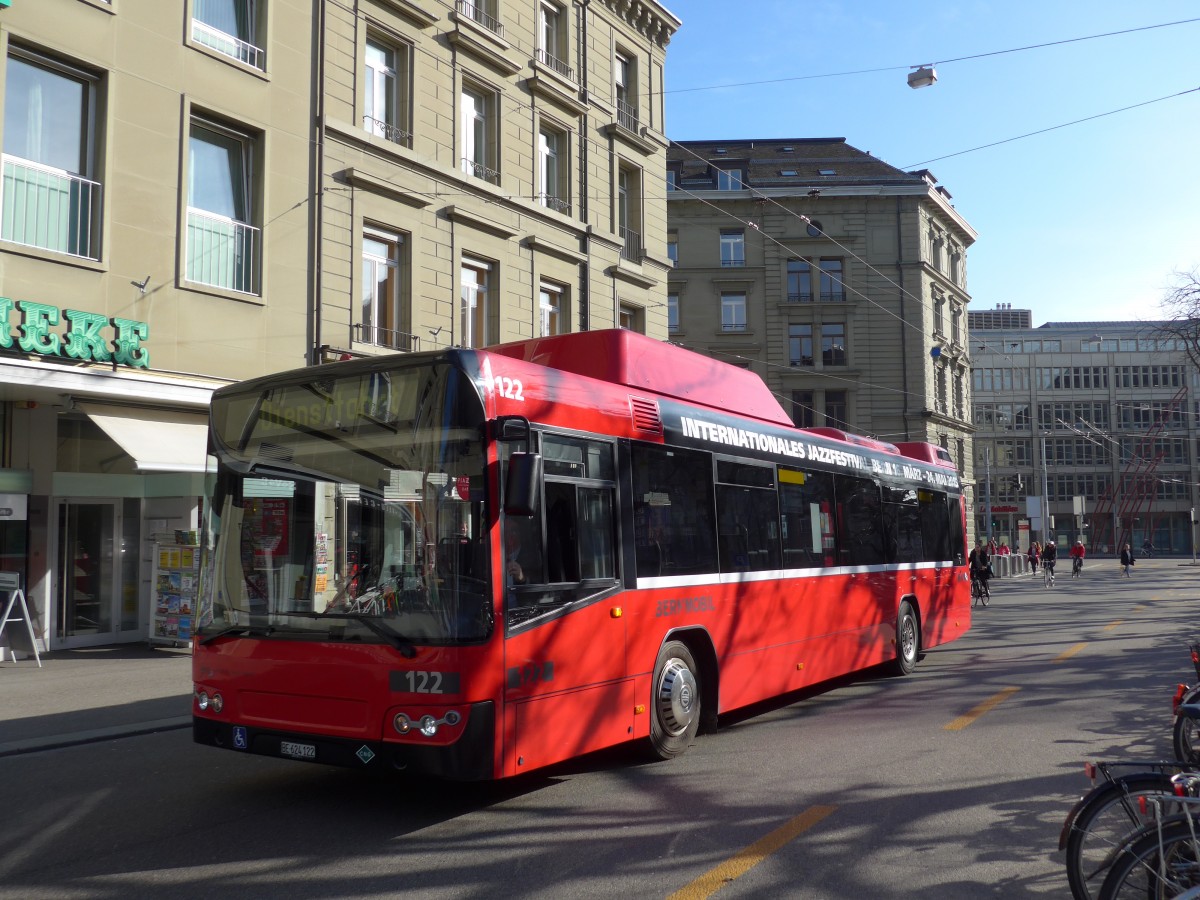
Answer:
top-left (662, 1), bottom-right (1200, 327)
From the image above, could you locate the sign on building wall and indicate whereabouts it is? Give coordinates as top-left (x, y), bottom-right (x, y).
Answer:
top-left (0, 298), bottom-right (149, 369)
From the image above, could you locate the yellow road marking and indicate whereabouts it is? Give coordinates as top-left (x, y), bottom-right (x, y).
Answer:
top-left (1104, 620), bottom-right (1123, 631)
top-left (667, 805), bottom-right (836, 900)
top-left (1133, 605), bottom-right (1147, 613)
top-left (1056, 642), bottom-right (1088, 661)
top-left (944, 686), bottom-right (1020, 731)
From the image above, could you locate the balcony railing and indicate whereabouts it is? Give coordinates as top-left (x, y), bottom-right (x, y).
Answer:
top-left (820, 291), bottom-right (846, 302)
top-left (720, 258), bottom-right (745, 268)
top-left (1, 155), bottom-right (101, 260)
top-left (456, 0), bottom-right (503, 37)
top-left (616, 98), bottom-right (639, 132)
top-left (721, 322), bottom-right (747, 332)
top-left (191, 18), bottom-right (264, 69)
top-left (540, 194), bottom-right (571, 215)
top-left (619, 226), bottom-right (641, 262)
top-left (461, 158), bottom-right (500, 184)
top-left (186, 207), bottom-right (259, 295)
top-left (363, 116), bottom-right (411, 146)
top-left (536, 47), bottom-right (574, 81)
top-left (786, 292), bottom-right (814, 303)
top-left (353, 323), bottom-right (419, 352)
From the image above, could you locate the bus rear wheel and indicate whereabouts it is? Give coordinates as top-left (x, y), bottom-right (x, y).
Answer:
top-left (648, 640), bottom-right (701, 760)
top-left (892, 601), bottom-right (919, 676)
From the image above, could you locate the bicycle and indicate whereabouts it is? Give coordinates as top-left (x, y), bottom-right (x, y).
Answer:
top-left (971, 574), bottom-right (989, 607)
top-left (1097, 785), bottom-right (1200, 899)
top-left (1073, 557), bottom-right (1084, 579)
top-left (1060, 761), bottom-right (1193, 900)
top-left (1045, 561), bottom-right (1057, 587)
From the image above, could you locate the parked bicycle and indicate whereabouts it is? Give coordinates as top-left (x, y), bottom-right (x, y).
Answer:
top-left (1097, 780), bottom-right (1200, 898)
top-left (1061, 760), bottom-right (1193, 899)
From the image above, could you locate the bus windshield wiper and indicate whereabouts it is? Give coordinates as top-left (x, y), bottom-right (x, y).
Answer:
top-left (199, 624), bottom-right (275, 645)
top-left (290, 611), bottom-right (418, 658)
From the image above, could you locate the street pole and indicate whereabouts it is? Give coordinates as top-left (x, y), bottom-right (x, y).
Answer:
top-left (985, 447), bottom-right (993, 544)
top-left (1041, 435), bottom-right (1051, 546)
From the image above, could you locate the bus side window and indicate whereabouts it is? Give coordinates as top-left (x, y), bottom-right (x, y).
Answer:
top-left (631, 444), bottom-right (717, 578)
top-left (778, 469), bottom-right (835, 569)
top-left (918, 490), bottom-right (952, 562)
top-left (835, 475), bottom-right (885, 566)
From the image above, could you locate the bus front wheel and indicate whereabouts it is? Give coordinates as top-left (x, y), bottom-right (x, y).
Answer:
top-left (892, 601), bottom-right (919, 676)
top-left (648, 640), bottom-right (701, 759)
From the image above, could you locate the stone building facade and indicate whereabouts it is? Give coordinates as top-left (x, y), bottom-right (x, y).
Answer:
top-left (0, 0), bottom-right (678, 657)
top-left (666, 138), bottom-right (976, 481)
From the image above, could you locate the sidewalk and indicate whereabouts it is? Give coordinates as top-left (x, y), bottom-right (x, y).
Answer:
top-left (0, 643), bottom-right (194, 757)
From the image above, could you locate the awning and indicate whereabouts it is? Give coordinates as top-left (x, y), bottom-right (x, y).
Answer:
top-left (78, 403), bottom-right (209, 473)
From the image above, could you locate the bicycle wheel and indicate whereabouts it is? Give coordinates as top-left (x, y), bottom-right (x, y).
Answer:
top-left (980, 580), bottom-right (990, 607)
top-left (1062, 773), bottom-right (1179, 900)
top-left (1098, 816), bottom-right (1200, 899)
top-left (1176, 713), bottom-right (1200, 765)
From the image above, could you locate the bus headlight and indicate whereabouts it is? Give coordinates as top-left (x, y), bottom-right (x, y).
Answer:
top-left (196, 691), bottom-right (224, 713)
top-left (392, 709), bottom-right (462, 738)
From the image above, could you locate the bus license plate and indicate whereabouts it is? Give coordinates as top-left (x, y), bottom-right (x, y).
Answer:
top-left (280, 741), bottom-right (316, 760)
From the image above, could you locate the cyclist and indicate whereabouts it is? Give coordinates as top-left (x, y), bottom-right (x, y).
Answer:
top-left (1069, 539), bottom-right (1086, 577)
top-left (968, 538), bottom-right (991, 599)
top-left (1042, 539), bottom-right (1058, 585)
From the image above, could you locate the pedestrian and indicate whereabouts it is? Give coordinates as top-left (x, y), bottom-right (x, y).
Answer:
top-left (1120, 543), bottom-right (1135, 577)
top-left (1028, 541), bottom-right (1040, 574)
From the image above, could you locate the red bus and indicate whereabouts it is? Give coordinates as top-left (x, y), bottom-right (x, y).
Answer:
top-left (192, 329), bottom-right (970, 779)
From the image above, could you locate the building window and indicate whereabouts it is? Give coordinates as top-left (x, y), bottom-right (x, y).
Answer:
top-left (716, 168), bottom-right (742, 190)
top-left (935, 365), bottom-right (948, 414)
top-left (819, 259), bottom-right (844, 301)
top-left (719, 230), bottom-right (745, 267)
top-left (540, 281), bottom-right (565, 336)
top-left (461, 257), bottom-right (492, 348)
top-left (186, 118), bottom-right (259, 295)
top-left (821, 323), bottom-right (846, 366)
top-left (720, 293), bottom-right (746, 331)
top-left (933, 295), bottom-right (945, 335)
top-left (364, 38), bottom-right (410, 145)
top-left (787, 259), bottom-right (812, 302)
top-left (192, 0), bottom-right (264, 70)
top-left (360, 228), bottom-right (412, 350)
top-left (791, 390), bottom-right (815, 428)
top-left (538, 127), bottom-right (569, 213)
top-left (457, 0), bottom-right (503, 36)
top-left (951, 304), bottom-right (961, 345)
top-left (788, 324), bottom-right (813, 366)
top-left (666, 169), bottom-right (677, 191)
top-left (667, 292), bottom-right (679, 332)
top-left (619, 303), bottom-right (643, 333)
top-left (617, 164), bottom-right (642, 261)
top-left (825, 391), bottom-right (848, 430)
top-left (461, 86), bottom-right (498, 183)
top-left (667, 231), bottom-right (678, 267)
top-left (614, 51), bottom-right (637, 131)
top-left (537, 2), bottom-right (571, 79)
top-left (2, 49), bottom-right (101, 260)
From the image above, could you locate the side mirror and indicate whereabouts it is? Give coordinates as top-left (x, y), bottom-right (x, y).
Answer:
top-left (504, 452), bottom-right (542, 516)
top-left (496, 416), bottom-right (531, 443)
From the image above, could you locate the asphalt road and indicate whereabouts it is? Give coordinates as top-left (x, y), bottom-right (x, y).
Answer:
top-left (1, 558), bottom-right (1196, 899)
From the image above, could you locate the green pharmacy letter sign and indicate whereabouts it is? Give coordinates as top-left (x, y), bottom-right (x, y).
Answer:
top-left (0, 299), bottom-right (149, 369)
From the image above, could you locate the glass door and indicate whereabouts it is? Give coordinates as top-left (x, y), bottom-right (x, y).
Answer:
top-left (55, 500), bottom-right (122, 647)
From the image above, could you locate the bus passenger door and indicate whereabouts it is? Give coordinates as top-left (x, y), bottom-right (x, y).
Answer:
top-left (501, 433), bottom-right (630, 774)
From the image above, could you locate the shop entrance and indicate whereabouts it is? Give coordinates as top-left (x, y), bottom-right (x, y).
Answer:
top-left (54, 499), bottom-right (137, 648)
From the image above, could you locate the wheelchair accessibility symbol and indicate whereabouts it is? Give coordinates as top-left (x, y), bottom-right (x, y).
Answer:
top-left (233, 726), bottom-right (248, 750)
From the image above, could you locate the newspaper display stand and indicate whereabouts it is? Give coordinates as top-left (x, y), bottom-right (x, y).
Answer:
top-left (150, 532), bottom-right (199, 647)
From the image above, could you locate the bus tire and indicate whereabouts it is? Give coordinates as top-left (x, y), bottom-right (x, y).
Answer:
top-left (648, 640), bottom-right (701, 760)
top-left (892, 601), bottom-right (919, 676)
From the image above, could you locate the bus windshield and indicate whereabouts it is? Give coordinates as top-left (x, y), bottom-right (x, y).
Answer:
top-left (198, 362), bottom-right (492, 646)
